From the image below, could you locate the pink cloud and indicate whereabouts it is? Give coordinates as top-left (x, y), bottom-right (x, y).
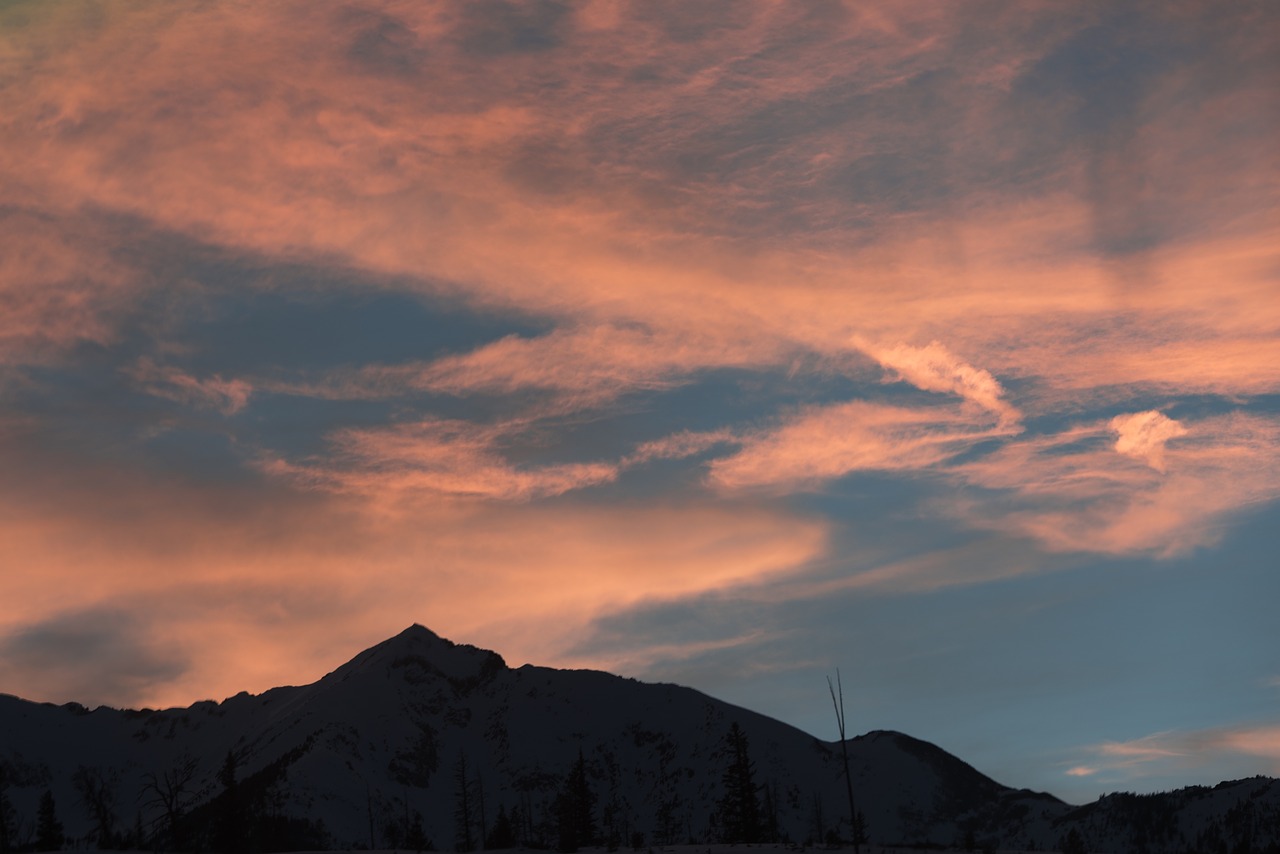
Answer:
top-left (0, 0), bottom-right (1277, 714)
top-left (757, 538), bottom-right (1049, 598)
top-left (287, 324), bottom-right (780, 407)
top-left (707, 401), bottom-right (1009, 493)
top-left (2, 0), bottom-right (1276, 431)
top-left (857, 338), bottom-right (1022, 428)
top-left (1110, 410), bottom-right (1187, 472)
top-left (626, 429), bottom-right (737, 466)
top-left (0, 431), bottom-right (827, 706)
top-left (949, 412), bottom-right (1280, 556)
top-left (128, 358), bottom-right (253, 415)
top-left (1069, 724), bottom-right (1280, 781)
top-left (0, 210), bottom-right (139, 365)
top-left (268, 417), bottom-right (619, 504)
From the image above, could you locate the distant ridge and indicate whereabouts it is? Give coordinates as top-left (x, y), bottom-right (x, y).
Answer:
top-left (0, 626), bottom-right (1275, 853)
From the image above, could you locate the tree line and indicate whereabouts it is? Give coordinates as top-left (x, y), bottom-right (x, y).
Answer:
top-left (1, 720), bottom-right (859, 852)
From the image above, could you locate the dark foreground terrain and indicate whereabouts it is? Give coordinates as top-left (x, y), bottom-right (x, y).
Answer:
top-left (2, 627), bottom-right (1277, 853)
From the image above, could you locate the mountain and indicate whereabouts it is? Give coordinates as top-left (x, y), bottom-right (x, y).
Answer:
top-left (0, 625), bottom-right (1276, 853)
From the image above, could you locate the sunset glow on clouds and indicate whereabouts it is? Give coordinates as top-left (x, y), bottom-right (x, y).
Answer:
top-left (1, 0), bottom-right (1277, 803)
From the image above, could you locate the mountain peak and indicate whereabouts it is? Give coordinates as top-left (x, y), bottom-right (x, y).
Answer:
top-left (396, 623), bottom-right (442, 641)
top-left (328, 625), bottom-right (506, 688)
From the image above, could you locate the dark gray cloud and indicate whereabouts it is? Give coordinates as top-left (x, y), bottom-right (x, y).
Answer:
top-left (452, 0), bottom-right (570, 56)
top-left (345, 10), bottom-right (430, 77)
top-left (632, 0), bottom-right (754, 45)
top-left (0, 609), bottom-right (187, 708)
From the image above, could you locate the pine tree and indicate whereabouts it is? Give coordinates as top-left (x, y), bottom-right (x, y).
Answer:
top-left (405, 810), bottom-right (430, 853)
top-left (718, 723), bottom-right (761, 843)
top-left (760, 779), bottom-right (779, 843)
top-left (213, 750), bottom-right (246, 853)
top-left (36, 790), bottom-right (64, 852)
top-left (454, 753), bottom-right (476, 853)
top-left (487, 804), bottom-right (517, 849)
top-left (1061, 827), bottom-right (1087, 854)
top-left (557, 750), bottom-right (597, 852)
top-left (0, 764), bottom-right (15, 854)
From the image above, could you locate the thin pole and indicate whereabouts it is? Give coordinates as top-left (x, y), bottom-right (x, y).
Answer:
top-left (828, 670), bottom-right (860, 854)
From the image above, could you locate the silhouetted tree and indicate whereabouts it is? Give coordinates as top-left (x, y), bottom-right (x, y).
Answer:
top-left (851, 809), bottom-right (868, 848)
top-left (487, 804), bottom-right (516, 850)
top-left (760, 779), bottom-right (780, 843)
top-left (142, 753), bottom-right (199, 851)
top-left (213, 750), bottom-right (245, 853)
top-left (35, 790), bottom-right (64, 852)
top-left (454, 753), bottom-right (476, 853)
top-left (597, 750), bottom-right (627, 851)
top-left (718, 722), bottom-right (761, 843)
top-left (476, 772), bottom-right (489, 849)
top-left (653, 747), bottom-right (680, 846)
top-left (405, 809), bottom-right (430, 853)
top-left (1061, 826), bottom-right (1087, 854)
top-left (557, 750), bottom-right (597, 852)
top-left (809, 792), bottom-right (825, 846)
top-left (829, 671), bottom-right (866, 852)
top-left (72, 765), bottom-right (119, 848)
top-left (0, 764), bottom-right (15, 854)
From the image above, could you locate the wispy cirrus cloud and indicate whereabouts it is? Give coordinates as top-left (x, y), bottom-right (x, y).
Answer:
top-left (1067, 724), bottom-right (1280, 781)
top-left (2, 0), bottom-right (1276, 424)
top-left (949, 412), bottom-right (1280, 556)
top-left (275, 323), bottom-right (781, 406)
top-left (707, 400), bottom-right (1008, 494)
top-left (0, 1), bottom-right (1277, 804)
top-left (128, 357), bottom-right (253, 415)
top-left (0, 419), bottom-right (828, 708)
top-left (264, 417), bottom-right (619, 504)
top-left (857, 338), bottom-right (1022, 428)
top-left (0, 210), bottom-right (140, 366)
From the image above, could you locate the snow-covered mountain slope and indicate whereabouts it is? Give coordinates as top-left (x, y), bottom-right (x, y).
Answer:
top-left (1, 625), bottom-right (1276, 853)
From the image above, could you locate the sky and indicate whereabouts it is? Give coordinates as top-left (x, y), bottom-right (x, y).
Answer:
top-left (0, 0), bottom-right (1277, 804)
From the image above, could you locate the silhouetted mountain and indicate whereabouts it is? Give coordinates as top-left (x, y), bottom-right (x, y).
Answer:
top-left (0, 625), bottom-right (1276, 852)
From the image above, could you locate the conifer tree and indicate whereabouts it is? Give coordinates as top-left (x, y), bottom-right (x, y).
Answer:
top-left (0, 765), bottom-right (15, 854)
top-left (454, 753), bottom-right (476, 852)
top-left (35, 790), bottom-right (64, 852)
top-left (760, 779), bottom-right (779, 843)
top-left (405, 810), bottom-right (430, 853)
top-left (557, 750), bottom-right (597, 852)
top-left (213, 750), bottom-right (246, 853)
top-left (1061, 827), bottom-right (1087, 854)
top-left (718, 722), bottom-right (761, 843)
top-left (487, 804), bottom-right (517, 849)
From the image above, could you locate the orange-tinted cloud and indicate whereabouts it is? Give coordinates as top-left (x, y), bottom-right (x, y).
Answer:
top-left (1110, 410), bottom-right (1187, 472)
top-left (2, 0), bottom-right (1276, 420)
top-left (280, 323), bottom-right (781, 407)
top-left (1068, 724), bottom-right (1280, 781)
top-left (0, 0), bottom-right (1277, 745)
top-left (707, 400), bottom-right (1007, 493)
top-left (128, 357), bottom-right (253, 415)
top-left (0, 424), bottom-right (827, 707)
top-left (856, 338), bottom-right (1022, 428)
top-left (949, 412), bottom-right (1280, 556)
top-left (266, 416), bottom-right (619, 503)
top-left (0, 210), bottom-right (141, 366)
